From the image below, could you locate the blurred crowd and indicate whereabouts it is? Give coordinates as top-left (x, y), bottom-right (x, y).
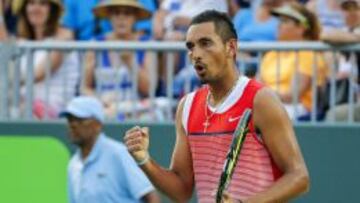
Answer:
top-left (0, 0), bottom-right (359, 122)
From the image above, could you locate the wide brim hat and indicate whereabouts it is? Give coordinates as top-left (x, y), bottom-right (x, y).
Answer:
top-left (93, 0), bottom-right (151, 20)
top-left (12, 0), bottom-right (63, 15)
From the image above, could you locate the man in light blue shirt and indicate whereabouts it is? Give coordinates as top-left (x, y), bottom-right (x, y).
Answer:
top-left (60, 96), bottom-right (159, 203)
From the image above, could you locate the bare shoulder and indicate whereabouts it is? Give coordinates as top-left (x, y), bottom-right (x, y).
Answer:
top-left (253, 87), bottom-right (291, 130)
top-left (253, 87), bottom-right (284, 114)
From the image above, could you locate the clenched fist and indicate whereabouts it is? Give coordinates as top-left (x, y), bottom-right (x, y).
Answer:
top-left (124, 126), bottom-right (150, 164)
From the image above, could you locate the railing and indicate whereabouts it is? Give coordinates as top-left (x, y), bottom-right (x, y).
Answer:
top-left (0, 41), bottom-right (359, 123)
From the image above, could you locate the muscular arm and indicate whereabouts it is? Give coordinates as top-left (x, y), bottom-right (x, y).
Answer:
top-left (125, 97), bottom-right (194, 202)
top-left (246, 88), bottom-right (310, 203)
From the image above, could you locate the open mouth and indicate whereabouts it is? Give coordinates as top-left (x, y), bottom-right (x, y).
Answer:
top-left (194, 63), bottom-right (206, 74)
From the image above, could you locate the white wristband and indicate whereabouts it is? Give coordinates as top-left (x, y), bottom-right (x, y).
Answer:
top-left (136, 153), bottom-right (150, 166)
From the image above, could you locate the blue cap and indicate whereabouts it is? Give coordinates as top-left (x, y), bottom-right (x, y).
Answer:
top-left (59, 96), bottom-right (105, 123)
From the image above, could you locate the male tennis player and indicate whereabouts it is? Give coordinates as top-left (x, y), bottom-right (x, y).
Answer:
top-left (124, 10), bottom-right (309, 202)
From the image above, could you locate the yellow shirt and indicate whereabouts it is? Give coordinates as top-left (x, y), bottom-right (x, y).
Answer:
top-left (260, 51), bottom-right (328, 111)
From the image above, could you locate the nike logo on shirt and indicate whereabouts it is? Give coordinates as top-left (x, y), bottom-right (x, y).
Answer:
top-left (228, 115), bottom-right (242, 122)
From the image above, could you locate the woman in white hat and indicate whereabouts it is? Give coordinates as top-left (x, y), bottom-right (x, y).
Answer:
top-left (0, 0), bottom-right (79, 119)
top-left (83, 0), bottom-right (159, 120)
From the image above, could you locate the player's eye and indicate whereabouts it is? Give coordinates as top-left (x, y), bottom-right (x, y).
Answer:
top-left (186, 42), bottom-right (194, 50)
top-left (200, 39), bottom-right (212, 47)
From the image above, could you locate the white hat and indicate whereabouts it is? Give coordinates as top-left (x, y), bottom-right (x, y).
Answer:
top-left (59, 96), bottom-right (105, 123)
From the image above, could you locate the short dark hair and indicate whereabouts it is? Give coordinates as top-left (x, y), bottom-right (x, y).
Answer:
top-left (189, 10), bottom-right (238, 42)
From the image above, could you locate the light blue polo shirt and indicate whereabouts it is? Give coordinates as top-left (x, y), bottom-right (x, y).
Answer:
top-left (67, 133), bottom-right (154, 203)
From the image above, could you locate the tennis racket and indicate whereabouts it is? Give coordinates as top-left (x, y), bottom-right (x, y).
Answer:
top-left (216, 108), bottom-right (252, 203)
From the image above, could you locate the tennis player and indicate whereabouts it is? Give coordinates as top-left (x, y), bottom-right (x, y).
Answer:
top-left (124, 10), bottom-right (309, 203)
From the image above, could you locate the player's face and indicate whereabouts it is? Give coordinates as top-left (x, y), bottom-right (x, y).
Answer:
top-left (185, 22), bottom-right (230, 84)
top-left (109, 6), bottom-right (137, 36)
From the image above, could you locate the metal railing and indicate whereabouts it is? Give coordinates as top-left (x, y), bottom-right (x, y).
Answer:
top-left (0, 41), bottom-right (359, 123)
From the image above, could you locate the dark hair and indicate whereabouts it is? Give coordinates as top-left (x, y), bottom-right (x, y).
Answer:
top-left (189, 10), bottom-right (238, 42)
top-left (17, 1), bottom-right (61, 40)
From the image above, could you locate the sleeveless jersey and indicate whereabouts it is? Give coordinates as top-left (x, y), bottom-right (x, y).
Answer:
top-left (182, 76), bottom-right (282, 202)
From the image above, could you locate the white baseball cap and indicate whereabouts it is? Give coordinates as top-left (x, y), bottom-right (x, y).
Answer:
top-left (59, 96), bottom-right (105, 123)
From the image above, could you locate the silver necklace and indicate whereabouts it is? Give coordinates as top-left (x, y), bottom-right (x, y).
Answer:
top-left (203, 78), bottom-right (239, 133)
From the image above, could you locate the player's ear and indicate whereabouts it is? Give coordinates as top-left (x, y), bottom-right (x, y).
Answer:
top-left (226, 39), bottom-right (237, 59)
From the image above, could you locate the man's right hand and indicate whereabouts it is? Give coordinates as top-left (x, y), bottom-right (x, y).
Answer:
top-left (124, 126), bottom-right (150, 163)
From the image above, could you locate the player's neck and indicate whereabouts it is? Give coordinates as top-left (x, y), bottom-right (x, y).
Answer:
top-left (208, 74), bottom-right (240, 106)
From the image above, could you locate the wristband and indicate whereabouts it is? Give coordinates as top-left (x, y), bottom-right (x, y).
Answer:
top-left (136, 153), bottom-right (150, 166)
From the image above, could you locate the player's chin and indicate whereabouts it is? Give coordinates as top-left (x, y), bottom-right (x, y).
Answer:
top-left (197, 75), bottom-right (209, 84)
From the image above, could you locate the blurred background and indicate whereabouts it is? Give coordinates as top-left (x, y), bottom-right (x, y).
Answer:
top-left (0, 0), bottom-right (359, 202)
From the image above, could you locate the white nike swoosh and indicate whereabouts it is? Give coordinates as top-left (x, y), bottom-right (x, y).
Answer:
top-left (228, 115), bottom-right (242, 122)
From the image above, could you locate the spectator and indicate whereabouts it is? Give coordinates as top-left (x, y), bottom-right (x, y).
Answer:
top-left (322, 0), bottom-right (360, 121)
top-left (321, 0), bottom-right (360, 43)
top-left (2, 0), bottom-right (79, 119)
top-left (233, 0), bottom-right (284, 42)
top-left (233, 0), bottom-right (286, 77)
top-left (306, 0), bottom-right (346, 31)
top-left (60, 0), bottom-right (156, 40)
top-left (260, 2), bottom-right (328, 120)
top-left (152, 0), bottom-right (228, 41)
top-left (228, 0), bottom-right (251, 17)
top-left (60, 96), bottom-right (160, 203)
top-left (83, 0), bottom-right (167, 121)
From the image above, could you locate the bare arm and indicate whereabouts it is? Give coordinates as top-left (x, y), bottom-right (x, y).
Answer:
top-left (32, 28), bottom-right (73, 84)
top-left (245, 88), bottom-right (310, 203)
top-left (279, 73), bottom-right (311, 103)
top-left (33, 51), bottom-right (64, 83)
top-left (57, 27), bottom-right (75, 40)
top-left (152, 9), bottom-right (168, 40)
top-left (141, 191), bottom-right (161, 203)
top-left (124, 97), bottom-right (194, 202)
top-left (173, 16), bottom-right (192, 29)
top-left (137, 52), bottom-right (151, 96)
top-left (81, 51), bottom-right (96, 95)
top-left (321, 29), bottom-right (360, 44)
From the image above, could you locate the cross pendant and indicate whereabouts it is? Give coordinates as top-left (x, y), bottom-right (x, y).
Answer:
top-left (203, 119), bottom-right (210, 133)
